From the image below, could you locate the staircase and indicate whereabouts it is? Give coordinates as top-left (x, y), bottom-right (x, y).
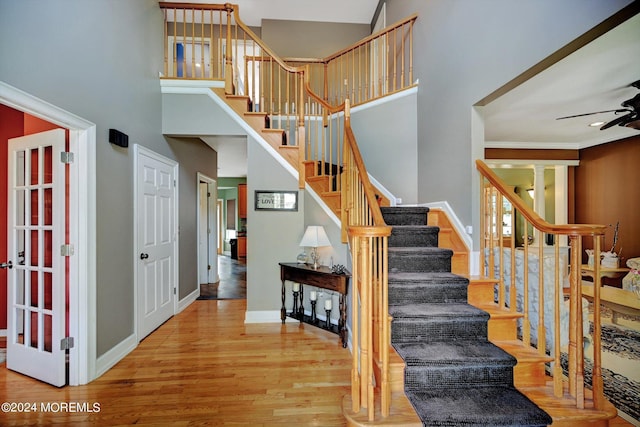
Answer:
top-left (214, 88), bottom-right (620, 427)
top-left (383, 206), bottom-right (552, 427)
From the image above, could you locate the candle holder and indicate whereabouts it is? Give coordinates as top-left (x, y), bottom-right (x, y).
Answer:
top-left (310, 300), bottom-right (317, 324)
top-left (292, 290), bottom-right (299, 319)
top-left (325, 308), bottom-right (332, 329)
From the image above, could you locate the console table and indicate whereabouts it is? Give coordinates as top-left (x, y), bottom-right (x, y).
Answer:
top-left (279, 262), bottom-right (350, 347)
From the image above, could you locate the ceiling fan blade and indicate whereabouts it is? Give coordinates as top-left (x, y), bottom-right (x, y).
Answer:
top-left (556, 109), bottom-right (629, 120)
top-left (600, 113), bottom-right (634, 130)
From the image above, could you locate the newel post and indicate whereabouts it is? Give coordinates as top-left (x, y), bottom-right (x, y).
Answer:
top-left (224, 4), bottom-right (234, 95)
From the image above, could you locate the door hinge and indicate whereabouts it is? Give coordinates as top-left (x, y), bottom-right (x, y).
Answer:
top-left (207, 264), bottom-right (211, 270)
top-left (61, 152), bottom-right (74, 164)
top-left (60, 336), bottom-right (74, 350)
top-left (60, 244), bottom-right (74, 256)
top-left (207, 192), bottom-right (211, 198)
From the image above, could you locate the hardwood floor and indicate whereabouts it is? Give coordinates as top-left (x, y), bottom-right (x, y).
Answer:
top-left (0, 300), bottom-right (351, 425)
top-left (198, 255), bottom-right (247, 300)
top-left (0, 255), bottom-right (635, 426)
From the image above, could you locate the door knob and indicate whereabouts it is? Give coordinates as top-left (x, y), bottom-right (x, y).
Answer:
top-left (0, 261), bottom-right (13, 269)
top-left (140, 253), bottom-right (149, 260)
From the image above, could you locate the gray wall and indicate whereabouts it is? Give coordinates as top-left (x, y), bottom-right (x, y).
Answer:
top-left (163, 94), bottom-right (245, 136)
top-left (246, 135), bottom-right (304, 312)
top-left (167, 137), bottom-right (218, 299)
top-left (0, 0), bottom-right (216, 357)
top-left (262, 19), bottom-right (370, 58)
top-left (351, 92), bottom-right (418, 204)
top-left (383, 0), bottom-right (634, 228)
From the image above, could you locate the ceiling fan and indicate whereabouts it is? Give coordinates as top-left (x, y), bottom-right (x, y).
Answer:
top-left (556, 80), bottom-right (640, 130)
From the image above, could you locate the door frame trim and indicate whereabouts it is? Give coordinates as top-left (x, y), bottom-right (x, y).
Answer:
top-left (133, 144), bottom-right (179, 341)
top-left (197, 173), bottom-right (217, 286)
top-left (0, 80), bottom-right (96, 385)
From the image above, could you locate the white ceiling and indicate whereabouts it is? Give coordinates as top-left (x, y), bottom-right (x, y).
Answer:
top-left (483, 12), bottom-right (640, 150)
top-left (168, 0), bottom-right (379, 26)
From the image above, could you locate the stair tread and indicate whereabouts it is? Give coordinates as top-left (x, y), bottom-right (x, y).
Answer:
top-left (389, 246), bottom-right (453, 255)
top-left (406, 387), bottom-right (552, 427)
top-left (390, 302), bottom-right (489, 319)
top-left (472, 303), bottom-right (525, 319)
top-left (492, 340), bottom-right (554, 362)
top-left (389, 271), bottom-right (468, 283)
top-left (394, 341), bottom-right (515, 366)
top-left (518, 379), bottom-right (618, 421)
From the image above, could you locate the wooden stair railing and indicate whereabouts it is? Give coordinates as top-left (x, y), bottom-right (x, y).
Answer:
top-left (160, 4), bottom-right (414, 421)
top-left (476, 160), bottom-right (611, 415)
top-left (341, 100), bottom-right (393, 421)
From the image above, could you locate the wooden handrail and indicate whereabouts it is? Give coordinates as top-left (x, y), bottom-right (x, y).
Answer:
top-left (344, 123), bottom-right (386, 228)
top-left (323, 14), bottom-right (418, 63)
top-left (476, 160), bottom-right (606, 236)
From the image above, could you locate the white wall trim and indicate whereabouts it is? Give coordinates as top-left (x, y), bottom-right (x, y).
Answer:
top-left (484, 159), bottom-right (580, 167)
top-left (350, 85), bottom-right (418, 115)
top-left (0, 80), bottom-right (96, 386)
top-left (419, 200), bottom-right (472, 251)
top-left (177, 288), bottom-right (200, 313)
top-left (95, 333), bottom-right (137, 379)
top-left (244, 310), bottom-right (285, 324)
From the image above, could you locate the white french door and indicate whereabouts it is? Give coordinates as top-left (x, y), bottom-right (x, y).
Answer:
top-left (135, 145), bottom-right (177, 340)
top-left (5, 129), bottom-right (66, 387)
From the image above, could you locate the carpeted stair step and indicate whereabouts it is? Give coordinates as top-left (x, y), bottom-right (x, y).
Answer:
top-left (388, 272), bottom-right (469, 304)
top-left (389, 225), bottom-right (440, 248)
top-left (394, 342), bottom-right (516, 390)
top-left (381, 206), bottom-right (429, 226)
top-left (390, 303), bottom-right (489, 343)
top-left (389, 247), bottom-right (453, 273)
top-left (406, 387), bottom-right (552, 427)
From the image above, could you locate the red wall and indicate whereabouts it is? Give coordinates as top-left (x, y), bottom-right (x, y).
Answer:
top-left (0, 106), bottom-right (65, 332)
top-left (0, 105), bottom-right (25, 329)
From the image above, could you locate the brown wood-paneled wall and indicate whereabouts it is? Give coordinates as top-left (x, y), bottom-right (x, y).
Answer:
top-left (576, 135), bottom-right (640, 275)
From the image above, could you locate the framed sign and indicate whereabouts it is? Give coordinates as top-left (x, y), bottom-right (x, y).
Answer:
top-left (254, 190), bottom-right (298, 211)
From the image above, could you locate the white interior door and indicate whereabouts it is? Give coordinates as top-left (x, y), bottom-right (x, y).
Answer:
top-left (198, 182), bottom-right (208, 284)
top-left (197, 174), bottom-right (217, 285)
top-left (135, 146), bottom-right (177, 340)
top-left (6, 129), bottom-right (66, 387)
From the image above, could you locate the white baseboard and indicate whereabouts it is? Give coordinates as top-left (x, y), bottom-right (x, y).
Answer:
top-left (244, 310), bottom-right (284, 323)
top-left (177, 287), bottom-right (199, 314)
top-left (95, 333), bottom-right (137, 379)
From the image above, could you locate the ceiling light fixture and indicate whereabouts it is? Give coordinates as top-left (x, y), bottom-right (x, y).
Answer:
top-left (589, 121), bottom-right (605, 127)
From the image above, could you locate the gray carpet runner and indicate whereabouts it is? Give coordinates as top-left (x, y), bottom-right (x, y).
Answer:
top-left (382, 206), bottom-right (552, 427)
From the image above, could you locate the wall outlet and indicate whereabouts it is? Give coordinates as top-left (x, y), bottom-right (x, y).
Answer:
top-left (465, 225), bottom-right (473, 234)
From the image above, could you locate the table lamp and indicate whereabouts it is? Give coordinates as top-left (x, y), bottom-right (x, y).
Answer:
top-left (299, 225), bottom-right (331, 269)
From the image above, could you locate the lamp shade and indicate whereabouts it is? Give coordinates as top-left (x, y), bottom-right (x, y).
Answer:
top-left (299, 225), bottom-right (331, 248)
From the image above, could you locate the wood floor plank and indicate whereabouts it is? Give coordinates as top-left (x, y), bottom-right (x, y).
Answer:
top-left (0, 300), bottom-right (351, 426)
top-left (0, 297), bottom-right (635, 426)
